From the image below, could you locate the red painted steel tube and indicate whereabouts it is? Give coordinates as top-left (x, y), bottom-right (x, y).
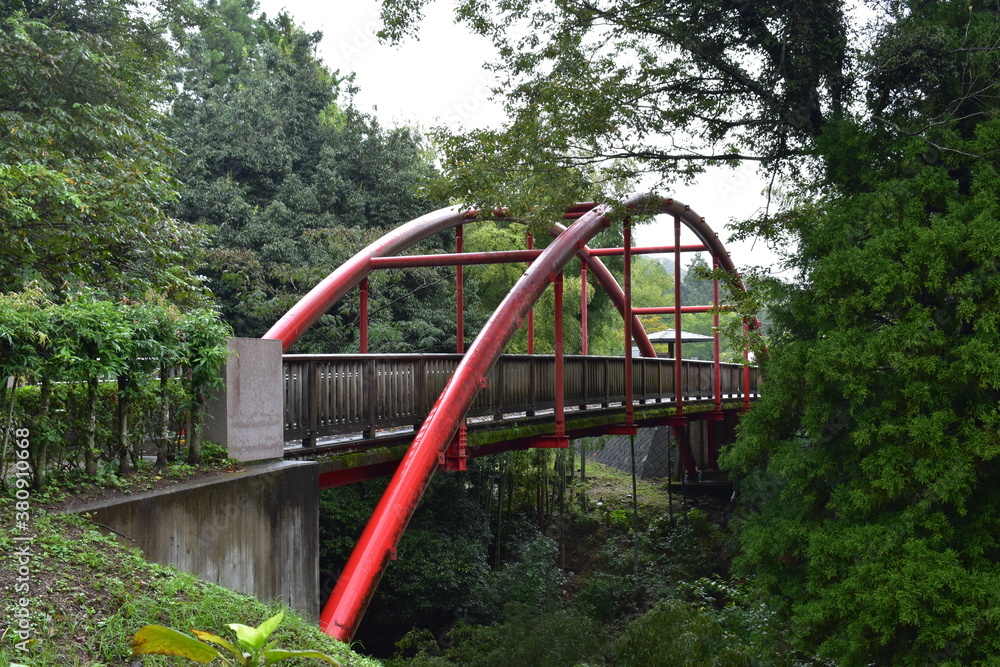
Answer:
top-left (580, 263), bottom-right (589, 356)
top-left (674, 216), bottom-right (683, 416)
top-left (359, 278), bottom-right (369, 354)
top-left (712, 253), bottom-right (722, 413)
top-left (632, 305), bottom-right (723, 315)
top-left (623, 217), bottom-right (634, 425)
top-left (369, 249), bottom-right (542, 268)
top-left (744, 319), bottom-right (752, 410)
top-left (264, 207), bottom-right (475, 351)
top-left (456, 227), bottom-right (464, 354)
top-left (554, 271), bottom-right (565, 437)
top-left (366, 245), bottom-right (705, 266)
top-left (527, 232), bottom-right (535, 355)
top-left (319, 198), bottom-right (647, 642)
top-left (587, 244), bottom-right (707, 256)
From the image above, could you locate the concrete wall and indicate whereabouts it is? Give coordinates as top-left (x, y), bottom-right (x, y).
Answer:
top-left (584, 428), bottom-right (671, 479)
top-left (71, 460), bottom-right (319, 618)
top-left (204, 337), bottom-right (285, 462)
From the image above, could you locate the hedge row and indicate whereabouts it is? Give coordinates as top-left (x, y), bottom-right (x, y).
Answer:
top-left (0, 287), bottom-right (233, 489)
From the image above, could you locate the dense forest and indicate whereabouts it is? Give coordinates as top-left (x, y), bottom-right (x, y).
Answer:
top-left (2, 0), bottom-right (1000, 664)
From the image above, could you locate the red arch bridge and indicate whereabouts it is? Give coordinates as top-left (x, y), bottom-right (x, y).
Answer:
top-left (253, 194), bottom-right (760, 642)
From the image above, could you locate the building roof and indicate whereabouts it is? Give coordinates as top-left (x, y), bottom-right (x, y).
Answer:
top-left (645, 328), bottom-right (715, 343)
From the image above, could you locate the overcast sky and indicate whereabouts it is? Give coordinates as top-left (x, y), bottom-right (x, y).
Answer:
top-left (255, 0), bottom-right (784, 273)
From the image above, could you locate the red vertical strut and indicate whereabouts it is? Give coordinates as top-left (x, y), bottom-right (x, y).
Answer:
top-left (623, 217), bottom-right (634, 425)
top-left (712, 252), bottom-right (722, 413)
top-left (554, 271), bottom-right (565, 437)
top-left (580, 262), bottom-right (589, 356)
top-left (456, 226), bottom-right (464, 354)
top-left (527, 231), bottom-right (535, 354)
top-left (673, 216), bottom-right (683, 415)
top-left (360, 277), bottom-right (369, 354)
top-left (744, 319), bottom-right (752, 410)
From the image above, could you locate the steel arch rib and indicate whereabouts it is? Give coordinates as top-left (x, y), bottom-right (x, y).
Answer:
top-left (317, 194), bottom-right (684, 642)
top-left (263, 207), bottom-right (474, 352)
top-left (262, 205), bottom-right (658, 354)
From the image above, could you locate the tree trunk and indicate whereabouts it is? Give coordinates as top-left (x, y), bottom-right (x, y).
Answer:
top-left (33, 376), bottom-right (52, 490)
top-left (156, 364), bottom-right (170, 468)
top-left (187, 389), bottom-right (203, 465)
top-left (117, 375), bottom-right (132, 476)
top-left (83, 375), bottom-right (98, 476)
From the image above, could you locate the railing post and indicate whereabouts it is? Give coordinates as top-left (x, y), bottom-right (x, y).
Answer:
top-left (305, 359), bottom-right (318, 448)
top-left (365, 357), bottom-right (376, 439)
top-left (604, 357), bottom-right (610, 408)
top-left (528, 355), bottom-right (537, 417)
top-left (417, 356), bottom-right (427, 428)
top-left (496, 356), bottom-right (506, 421)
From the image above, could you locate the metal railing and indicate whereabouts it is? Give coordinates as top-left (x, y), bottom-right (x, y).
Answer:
top-left (283, 354), bottom-right (759, 445)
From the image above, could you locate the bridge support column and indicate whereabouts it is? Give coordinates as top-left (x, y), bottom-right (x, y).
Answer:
top-left (204, 337), bottom-right (284, 462)
top-left (671, 424), bottom-right (699, 480)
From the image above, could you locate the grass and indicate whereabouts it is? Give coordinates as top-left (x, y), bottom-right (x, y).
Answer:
top-left (0, 498), bottom-right (381, 666)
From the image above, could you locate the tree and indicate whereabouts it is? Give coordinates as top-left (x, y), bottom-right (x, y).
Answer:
top-left (0, 8), bottom-right (204, 300)
top-left (680, 253), bottom-right (715, 307)
top-left (377, 0), bottom-right (851, 215)
top-left (168, 3), bottom-right (448, 351)
top-left (720, 3), bottom-right (1000, 664)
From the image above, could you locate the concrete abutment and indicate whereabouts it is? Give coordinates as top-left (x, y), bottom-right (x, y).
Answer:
top-left (70, 460), bottom-right (319, 619)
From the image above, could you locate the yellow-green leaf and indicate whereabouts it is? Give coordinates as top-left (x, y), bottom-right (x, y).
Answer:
top-left (132, 625), bottom-right (219, 663)
top-left (192, 628), bottom-right (242, 657)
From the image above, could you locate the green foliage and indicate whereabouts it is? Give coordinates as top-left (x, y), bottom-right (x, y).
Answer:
top-left (319, 473), bottom-right (492, 654)
top-left (132, 611), bottom-right (342, 665)
top-left (0, 11), bottom-right (204, 300)
top-left (724, 3), bottom-right (1000, 664)
top-left (377, 0), bottom-right (851, 211)
top-left (470, 535), bottom-right (566, 622)
top-left (681, 253), bottom-right (716, 307)
top-left (168, 2), bottom-right (447, 351)
top-left (612, 598), bottom-right (754, 667)
top-left (0, 289), bottom-right (231, 485)
top-left (392, 606), bottom-right (602, 667)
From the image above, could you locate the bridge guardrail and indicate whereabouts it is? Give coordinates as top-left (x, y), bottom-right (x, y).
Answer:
top-left (283, 354), bottom-right (759, 446)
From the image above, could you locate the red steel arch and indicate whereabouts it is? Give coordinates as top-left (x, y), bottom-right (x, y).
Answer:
top-left (263, 206), bottom-right (659, 356)
top-left (263, 195), bottom-right (748, 642)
